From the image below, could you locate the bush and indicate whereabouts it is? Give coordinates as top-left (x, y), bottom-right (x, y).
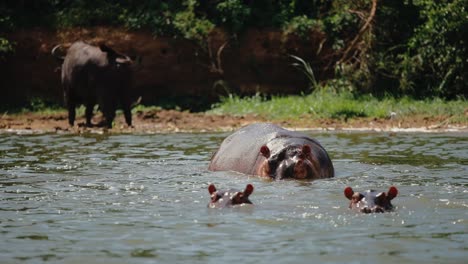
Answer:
top-left (282, 15), bottom-right (323, 39)
top-left (173, 0), bottom-right (214, 43)
top-left (399, 0), bottom-right (467, 98)
top-left (215, 0), bottom-right (251, 33)
top-left (120, 1), bottom-right (182, 36)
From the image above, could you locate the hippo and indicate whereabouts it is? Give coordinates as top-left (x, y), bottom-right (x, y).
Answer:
top-left (208, 123), bottom-right (334, 180)
top-left (344, 186), bottom-right (398, 213)
top-left (208, 184), bottom-right (254, 208)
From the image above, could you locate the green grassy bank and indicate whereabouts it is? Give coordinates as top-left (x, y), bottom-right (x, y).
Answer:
top-left (4, 91), bottom-right (467, 126)
top-left (209, 90), bottom-right (467, 124)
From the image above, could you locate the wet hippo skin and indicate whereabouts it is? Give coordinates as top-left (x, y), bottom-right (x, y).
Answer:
top-left (207, 184), bottom-right (254, 208)
top-left (209, 123), bottom-right (334, 180)
top-left (344, 186), bottom-right (398, 213)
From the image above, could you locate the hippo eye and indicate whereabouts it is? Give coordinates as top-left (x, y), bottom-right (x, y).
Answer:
top-left (353, 193), bottom-right (364, 202)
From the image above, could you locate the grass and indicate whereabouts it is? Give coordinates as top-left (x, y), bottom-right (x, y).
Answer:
top-left (209, 89), bottom-right (468, 123)
top-left (1, 98), bottom-right (65, 116)
top-left (3, 92), bottom-right (467, 125)
top-left (2, 100), bottom-right (162, 117)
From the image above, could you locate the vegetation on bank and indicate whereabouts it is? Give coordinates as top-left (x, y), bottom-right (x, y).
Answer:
top-left (209, 90), bottom-right (467, 124)
top-left (7, 92), bottom-right (467, 126)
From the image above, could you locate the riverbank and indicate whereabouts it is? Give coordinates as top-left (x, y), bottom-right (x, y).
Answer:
top-left (1, 109), bottom-right (466, 134)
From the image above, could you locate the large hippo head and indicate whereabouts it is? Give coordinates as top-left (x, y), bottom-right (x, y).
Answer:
top-left (207, 184), bottom-right (254, 208)
top-left (258, 144), bottom-right (319, 180)
top-left (344, 186), bottom-right (398, 213)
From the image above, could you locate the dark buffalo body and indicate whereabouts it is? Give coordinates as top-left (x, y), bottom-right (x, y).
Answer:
top-left (209, 123), bottom-right (334, 180)
top-left (56, 41), bottom-right (134, 128)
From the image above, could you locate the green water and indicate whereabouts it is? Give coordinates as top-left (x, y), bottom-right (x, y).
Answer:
top-left (0, 131), bottom-right (466, 263)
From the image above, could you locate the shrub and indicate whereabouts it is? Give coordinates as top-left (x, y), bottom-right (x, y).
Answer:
top-left (173, 0), bottom-right (214, 43)
top-left (215, 0), bottom-right (251, 33)
top-left (399, 0), bottom-right (467, 98)
top-left (282, 15), bottom-right (323, 39)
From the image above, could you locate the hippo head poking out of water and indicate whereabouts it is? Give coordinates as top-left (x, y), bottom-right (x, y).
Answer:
top-left (344, 186), bottom-right (398, 213)
top-left (208, 123), bottom-right (334, 180)
top-left (258, 144), bottom-right (319, 180)
top-left (208, 184), bottom-right (254, 208)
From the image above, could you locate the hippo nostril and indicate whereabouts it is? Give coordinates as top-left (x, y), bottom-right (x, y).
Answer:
top-left (274, 159), bottom-right (293, 180)
top-left (278, 162), bottom-right (295, 179)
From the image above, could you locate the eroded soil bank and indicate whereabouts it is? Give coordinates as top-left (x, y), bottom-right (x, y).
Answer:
top-left (1, 27), bottom-right (329, 109)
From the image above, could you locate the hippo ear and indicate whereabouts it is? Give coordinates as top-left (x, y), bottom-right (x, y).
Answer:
top-left (208, 184), bottom-right (217, 195)
top-left (260, 145), bottom-right (270, 158)
top-left (302, 145), bottom-right (312, 155)
top-left (344, 187), bottom-right (354, 200)
top-left (387, 186), bottom-right (398, 200)
top-left (244, 184), bottom-right (254, 197)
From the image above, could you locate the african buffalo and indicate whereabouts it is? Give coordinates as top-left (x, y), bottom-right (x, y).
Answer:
top-left (52, 41), bottom-right (136, 128)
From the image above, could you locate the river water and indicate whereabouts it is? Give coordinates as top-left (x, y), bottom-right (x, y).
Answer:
top-left (0, 131), bottom-right (466, 263)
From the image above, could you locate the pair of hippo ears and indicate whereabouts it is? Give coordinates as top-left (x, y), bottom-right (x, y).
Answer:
top-left (344, 186), bottom-right (398, 200)
top-left (208, 184), bottom-right (254, 197)
top-left (260, 144), bottom-right (312, 158)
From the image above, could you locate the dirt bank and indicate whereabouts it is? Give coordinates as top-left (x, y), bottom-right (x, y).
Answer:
top-left (1, 27), bottom-right (330, 109)
top-left (1, 110), bottom-right (466, 134)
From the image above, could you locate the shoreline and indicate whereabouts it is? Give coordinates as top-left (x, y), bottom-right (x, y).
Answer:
top-left (1, 110), bottom-right (467, 134)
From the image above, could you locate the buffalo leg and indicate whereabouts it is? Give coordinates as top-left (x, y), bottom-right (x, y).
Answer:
top-left (85, 103), bottom-right (94, 127)
top-left (123, 103), bottom-right (132, 126)
top-left (101, 103), bottom-right (115, 128)
top-left (67, 103), bottom-right (76, 126)
top-left (105, 111), bottom-right (115, 128)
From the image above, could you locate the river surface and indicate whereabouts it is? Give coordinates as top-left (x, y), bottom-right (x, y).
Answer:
top-left (0, 131), bottom-right (466, 264)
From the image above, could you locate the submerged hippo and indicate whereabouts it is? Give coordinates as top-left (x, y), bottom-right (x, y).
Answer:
top-left (344, 186), bottom-right (398, 213)
top-left (208, 123), bottom-right (334, 180)
top-left (208, 184), bottom-right (254, 208)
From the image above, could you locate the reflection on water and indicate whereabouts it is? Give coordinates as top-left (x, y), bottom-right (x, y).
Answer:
top-left (0, 132), bottom-right (467, 264)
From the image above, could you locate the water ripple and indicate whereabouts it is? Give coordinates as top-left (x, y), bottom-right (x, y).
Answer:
top-left (0, 132), bottom-right (466, 263)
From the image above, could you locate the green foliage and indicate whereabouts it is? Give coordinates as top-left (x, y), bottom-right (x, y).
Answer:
top-left (120, 1), bottom-right (182, 36)
top-left (282, 15), bottom-right (323, 39)
top-left (173, 0), bottom-right (214, 43)
top-left (369, 0), bottom-right (467, 98)
top-left (290, 55), bottom-right (318, 90)
top-left (26, 98), bottom-right (62, 112)
top-left (399, 0), bottom-right (467, 98)
top-left (210, 89), bottom-right (467, 122)
top-left (2, 98), bottom-right (65, 115)
top-left (54, 0), bottom-right (124, 27)
top-left (0, 37), bottom-right (13, 58)
top-left (0, 4), bottom-right (14, 58)
top-left (215, 0), bottom-right (251, 33)
top-left (322, 1), bottom-right (360, 50)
